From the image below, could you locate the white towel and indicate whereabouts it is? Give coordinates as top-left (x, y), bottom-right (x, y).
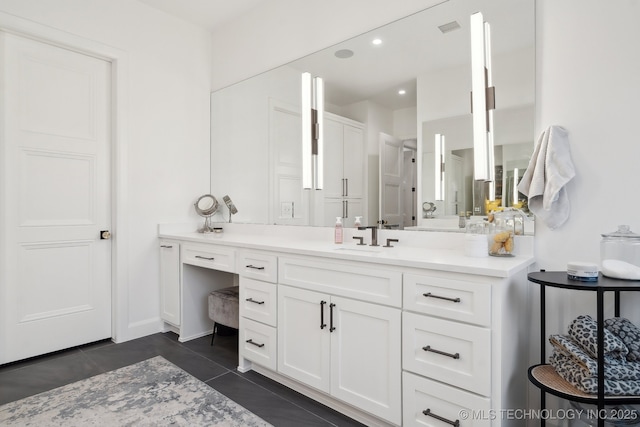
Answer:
top-left (517, 126), bottom-right (575, 229)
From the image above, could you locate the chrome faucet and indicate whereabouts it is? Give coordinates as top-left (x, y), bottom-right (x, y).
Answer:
top-left (357, 226), bottom-right (378, 246)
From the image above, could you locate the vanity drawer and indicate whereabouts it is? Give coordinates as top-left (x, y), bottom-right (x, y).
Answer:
top-left (237, 251), bottom-right (277, 283)
top-left (278, 256), bottom-right (402, 307)
top-left (403, 312), bottom-right (491, 396)
top-left (239, 277), bottom-right (277, 327)
top-left (239, 317), bottom-right (277, 371)
top-left (403, 273), bottom-right (491, 326)
top-left (182, 244), bottom-right (236, 273)
top-left (403, 371), bottom-right (490, 427)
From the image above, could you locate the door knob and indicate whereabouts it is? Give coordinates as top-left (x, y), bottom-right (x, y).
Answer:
top-left (100, 230), bottom-right (111, 240)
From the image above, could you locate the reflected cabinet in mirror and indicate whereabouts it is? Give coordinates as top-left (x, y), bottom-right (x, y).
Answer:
top-left (210, 0), bottom-right (534, 232)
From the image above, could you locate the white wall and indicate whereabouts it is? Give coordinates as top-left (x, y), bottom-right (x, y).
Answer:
top-left (533, 1), bottom-right (640, 421)
top-left (536, 1), bottom-right (640, 281)
top-left (0, 0), bottom-right (213, 341)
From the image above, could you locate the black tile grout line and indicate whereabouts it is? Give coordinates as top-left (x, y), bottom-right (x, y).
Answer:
top-left (205, 371), bottom-right (330, 426)
top-left (0, 338), bottom-right (110, 374)
top-left (154, 331), bottom-right (238, 373)
top-left (217, 370), bottom-right (346, 427)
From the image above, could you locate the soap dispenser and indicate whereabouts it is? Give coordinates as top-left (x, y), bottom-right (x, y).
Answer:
top-left (335, 217), bottom-right (343, 244)
top-left (354, 216), bottom-right (362, 228)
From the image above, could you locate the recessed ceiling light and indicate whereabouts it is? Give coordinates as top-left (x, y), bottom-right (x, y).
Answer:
top-left (438, 21), bottom-right (461, 34)
top-left (372, 38), bottom-right (382, 45)
top-left (398, 89), bottom-right (406, 95)
top-left (334, 49), bottom-right (354, 59)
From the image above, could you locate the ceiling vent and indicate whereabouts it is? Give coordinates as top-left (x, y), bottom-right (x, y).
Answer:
top-left (438, 21), bottom-right (461, 34)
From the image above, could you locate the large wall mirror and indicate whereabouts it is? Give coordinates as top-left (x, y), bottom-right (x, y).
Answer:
top-left (210, 0), bottom-right (535, 233)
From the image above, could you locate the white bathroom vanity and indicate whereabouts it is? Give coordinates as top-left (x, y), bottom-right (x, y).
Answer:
top-left (159, 223), bottom-right (535, 426)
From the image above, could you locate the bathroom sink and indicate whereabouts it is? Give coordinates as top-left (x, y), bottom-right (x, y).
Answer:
top-left (334, 245), bottom-right (384, 254)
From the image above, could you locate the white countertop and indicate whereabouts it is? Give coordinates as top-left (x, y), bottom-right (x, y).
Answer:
top-left (159, 223), bottom-right (535, 278)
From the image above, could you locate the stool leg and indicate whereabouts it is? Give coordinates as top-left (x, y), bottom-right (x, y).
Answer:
top-left (210, 322), bottom-right (216, 346)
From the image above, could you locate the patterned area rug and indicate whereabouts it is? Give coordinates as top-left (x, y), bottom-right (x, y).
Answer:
top-left (0, 356), bottom-right (272, 426)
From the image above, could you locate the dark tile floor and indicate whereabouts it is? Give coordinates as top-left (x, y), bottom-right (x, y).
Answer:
top-left (0, 331), bottom-right (365, 427)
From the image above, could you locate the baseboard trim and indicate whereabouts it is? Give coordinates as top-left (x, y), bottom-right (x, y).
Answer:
top-left (113, 317), bottom-right (163, 343)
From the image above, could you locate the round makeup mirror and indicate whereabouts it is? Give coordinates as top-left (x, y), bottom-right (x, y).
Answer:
top-left (194, 194), bottom-right (219, 233)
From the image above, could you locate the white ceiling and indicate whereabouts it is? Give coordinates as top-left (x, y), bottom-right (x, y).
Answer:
top-left (288, 0), bottom-right (533, 109)
top-left (137, 0), bottom-right (268, 32)
top-left (137, 0), bottom-right (533, 110)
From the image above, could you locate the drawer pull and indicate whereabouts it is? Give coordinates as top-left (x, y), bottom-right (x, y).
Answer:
top-left (160, 245), bottom-right (173, 248)
top-left (246, 339), bottom-right (265, 348)
top-left (320, 301), bottom-right (327, 329)
top-left (245, 298), bottom-right (265, 305)
top-left (423, 292), bottom-right (461, 303)
top-left (245, 264), bottom-right (265, 270)
top-left (195, 255), bottom-right (215, 261)
top-left (422, 409), bottom-right (460, 427)
top-left (422, 345), bottom-right (460, 360)
top-left (329, 303), bottom-right (336, 332)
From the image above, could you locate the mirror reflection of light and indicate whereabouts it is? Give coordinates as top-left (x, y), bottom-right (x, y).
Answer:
top-left (470, 11), bottom-right (495, 183)
top-left (398, 89), bottom-right (406, 95)
top-left (434, 134), bottom-right (445, 201)
top-left (513, 168), bottom-right (519, 206)
top-left (372, 38), bottom-right (382, 45)
top-left (301, 73), bottom-right (324, 190)
top-left (301, 72), bottom-right (312, 189)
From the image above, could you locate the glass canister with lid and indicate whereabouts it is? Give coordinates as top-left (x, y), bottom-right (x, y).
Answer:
top-left (487, 210), bottom-right (524, 257)
top-left (600, 225), bottom-right (640, 276)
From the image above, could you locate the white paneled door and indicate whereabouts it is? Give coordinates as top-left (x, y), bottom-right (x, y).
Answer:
top-left (379, 133), bottom-right (403, 227)
top-left (0, 33), bottom-right (112, 364)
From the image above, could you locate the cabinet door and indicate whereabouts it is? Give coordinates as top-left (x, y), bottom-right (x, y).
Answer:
top-left (379, 132), bottom-right (403, 227)
top-left (322, 198), bottom-right (346, 227)
top-left (277, 285), bottom-right (331, 392)
top-left (159, 241), bottom-right (180, 326)
top-left (330, 296), bottom-right (402, 425)
top-left (343, 124), bottom-right (364, 199)
top-left (320, 198), bottom-right (363, 227)
top-left (343, 198), bottom-right (363, 228)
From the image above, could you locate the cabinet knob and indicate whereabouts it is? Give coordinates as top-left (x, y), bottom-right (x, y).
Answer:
top-left (100, 230), bottom-right (111, 240)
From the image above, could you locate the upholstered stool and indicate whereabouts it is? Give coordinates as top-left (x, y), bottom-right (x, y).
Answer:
top-left (208, 286), bottom-right (239, 345)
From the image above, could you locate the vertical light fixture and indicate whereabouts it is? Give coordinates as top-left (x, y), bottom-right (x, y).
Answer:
top-left (512, 168), bottom-right (519, 206)
top-left (301, 72), bottom-right (324, 190)
top-left (314, 77), bottom-right (324, 189)
top-left (434, 134), bottom-right (445, 201)
top-left (301, 72), bottom-right (312, 189)
top-left (470, 12), bottom-right (495, 183)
